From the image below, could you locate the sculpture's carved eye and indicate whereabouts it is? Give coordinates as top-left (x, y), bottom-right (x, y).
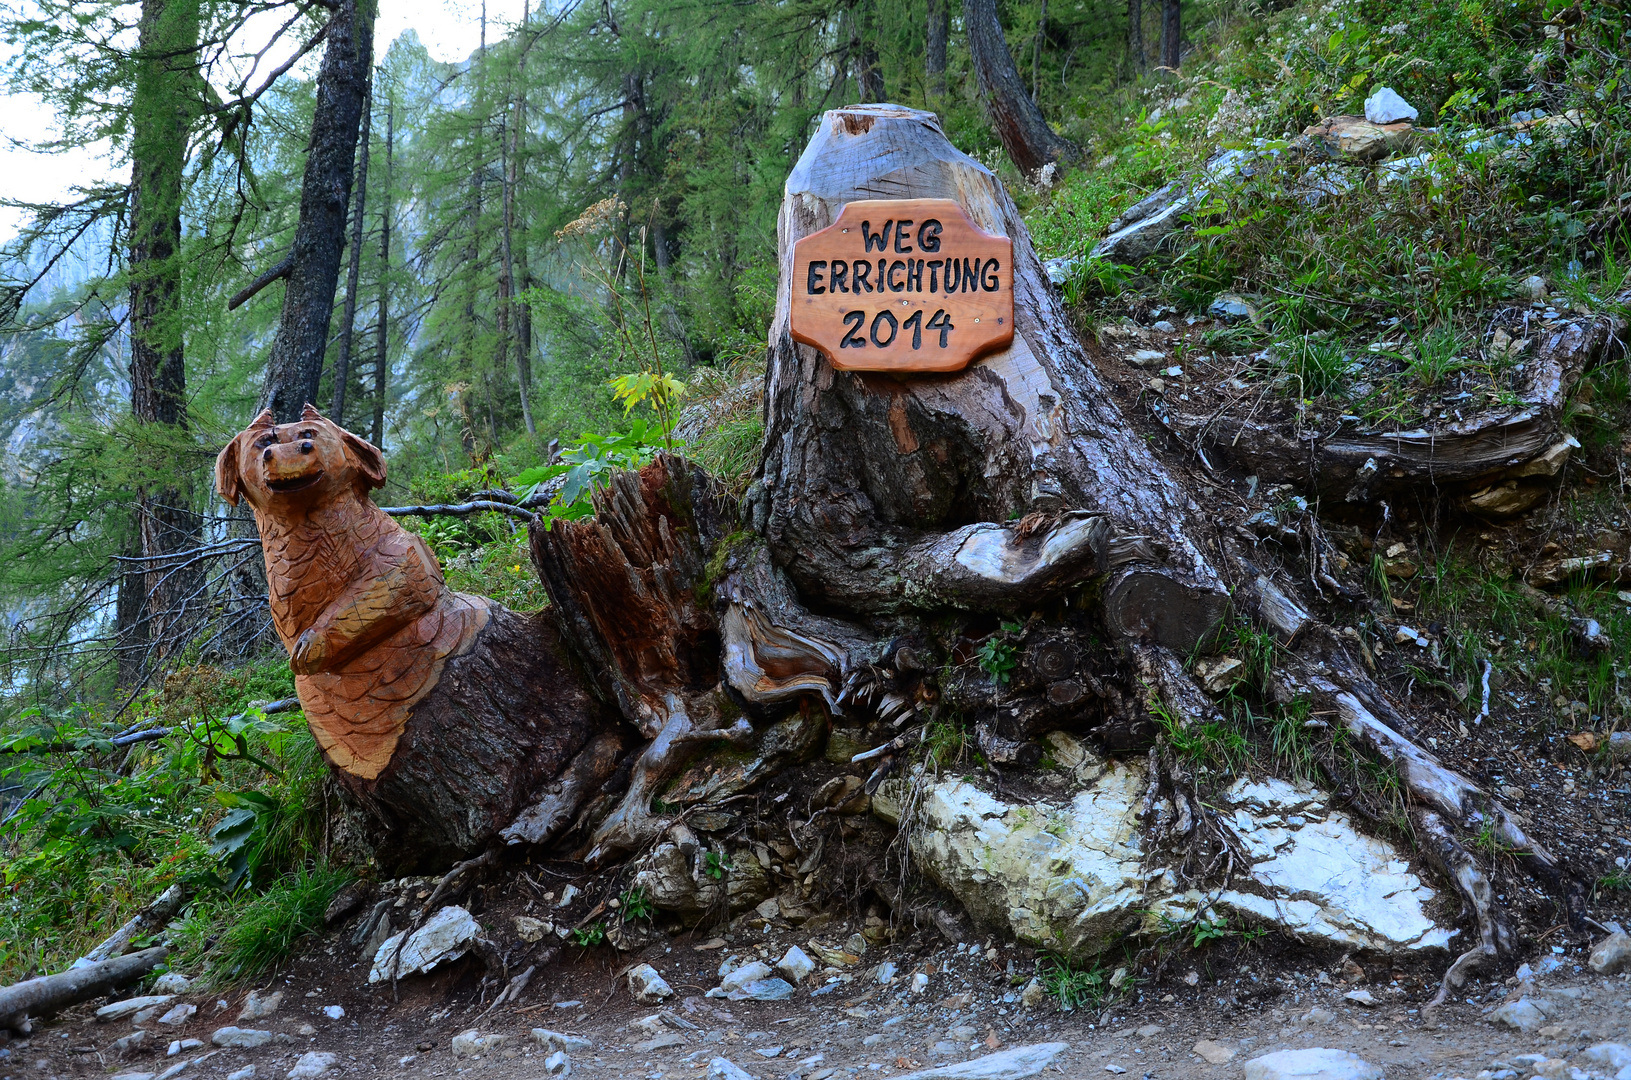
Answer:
top-left (299, 429), bottom-right (315, 439)
top-left (255, 433), bottom-right (277, 448)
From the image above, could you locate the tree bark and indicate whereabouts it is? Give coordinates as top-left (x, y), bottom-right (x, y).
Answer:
top-left (331, 85), bottom-right (372, 425)
top-left (925, 0), bottom-right (949, 100)
top-left (963, 0), bottom-right (1077, 177)
top-left (127, 0), bottom-right (203, 675)
top-left (505, 50), bottom-right (536, 436)
top-left (0, 947), bottom-right (168, 1033)
top-left (754, 104), bottom-right (1225, 647)
top-left (1160, 0), bottom-right (1180, 71)
top-left (263, 0), bottom-right (376, 422)
top-left (1128, 0), bottom-right (1144, 72)
top-left (372, 99), bottom-right (392, 448)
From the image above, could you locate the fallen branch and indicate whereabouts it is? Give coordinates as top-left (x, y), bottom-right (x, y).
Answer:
top-left (0, 946), bottom-right (168, 1033)
top-left (3, 698), bottom-right (299, 756)
top-left (379, 499), bottom-right (538, 523)
top-left (80, 884), bottom-right (188, 966)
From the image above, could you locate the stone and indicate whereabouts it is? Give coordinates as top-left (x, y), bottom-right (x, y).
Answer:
top-left (296, 1023), bottom-right (316, 1036)
top-left (1244, 1048), bottom-right (1382, 1080)
top-left (775, 945), bottom-right (815, 983)
top-left (546, 1050), bottom-right (572, 1076)
top-left (1364, 87), bottom-right (1418, 125)
top-left (1092, 181), bottom-right (1195, 263)
top-left (1581, 1045), bottom-right (1631, 1073)
top-left (227, 1068), bottom-right (257, 1080)
top-left (1342, 990), bottom-right (1377, 1007)
top-left (532, 1029), bottom-right (594, 1053)
top-left (112, 1073), bottom-right (158, 1080)
top-left (635, 1032), bottom-right (687, 1052)
top-left (112, 1030), bottom-right (150, 1056)
top-left (711, 1058), bottom-right (758, 1080)
top-left (628, 963), bottom-right (675, 1002)
top-left (1522, 275), bottom-right (1549, 301)
top-left (890, 1043), bottom-right (1071, 1080)
top-left (875, 961), bottom-right (898, 984)
top-left (211, 1028), bottom-right (275, 1049)
top-left (367, 905), bottom-right (481, 983)
top-left (152, 973), bottom-right (192, 994)
top-left (1461, 480), bottom-right (1546, 517)
top-left (1020, 979), bottom-right (1047, 1008)
top-left (236, 989), bottom-right (282, 1022)
top-left (1298, 116), bottom-right (1415, 164)
top-left (556, 883), bottom-right (581, 907)
top-left (1194, 1041), bottom-right (1237, 1064)
top-left (1136, 1025), bottom-right (1163, 1037)
top-left (1209, 295), bottom-right (1255, 323)
top-left (1588, 932), bottom-right (1631, 974)
top-left (630, 842), bottom-right (769, 920)
top-left (321, 1005), bottom-right (344, 1020)
top-left (514, 915), bottom-right (550, 942)
top-left (1195, 656), bottom-right (1246, 695)
top-left (719, 961), bottom-right (773, 993)
top-left (1606, 731), bottom-right (1631, 762)
top-left (724, 977), bottom-right (795, 1002)
top-left (98, 995), bottom-right (177, 1021)
top-left (452, 1029), bottom-right (511, 1058)
top-left (158, 1003), bottom-right (197, 1026)
top-left (168, 1038), bottom-right (204, 1055)
top-left (1128, 349), bottom-right (1168, 367)
top-left (1491, 997), bottom-right (1555, 1032)
top-left (285, 1051), bottom-right (338, 1079)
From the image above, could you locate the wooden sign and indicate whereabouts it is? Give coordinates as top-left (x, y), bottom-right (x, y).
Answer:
top-left (790, 198), bottom-right (1013, 374)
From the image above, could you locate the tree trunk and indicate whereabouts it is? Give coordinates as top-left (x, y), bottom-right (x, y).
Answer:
top-left (963, 0), bottom-right (1077, 178)
top-left (263, 0), bottom-right (376, 423)
top-left (505, 64), bottom-right (536, 436)
top-left (925, 0), bottom-right (949, 100)
top-left (372, 99), bottom-right (392, 448)
top-left (1031, 0), bottom-right (1048, 103)
top-left (0, 947), bottom-right (168, 1034)
top-left (331, 86), bottom-right (372, 425)
top-left (127, 0), bottom-right (203, 674)
top-left (755, 104), bottom-right (1224, 646)
top-left (1160, 0), bottom-right (1180, 71)
top-left (1128, 0), bottom-right (1144, 72)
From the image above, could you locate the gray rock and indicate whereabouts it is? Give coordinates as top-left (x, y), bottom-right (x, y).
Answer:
top-left (1244, 1048), bottom-right (1383, 1080)
top-left (711, 1058), bottom-right (758, 1080)
top-left (167, 1038), bottom-right (203, 1056)
top-left (157, 1003), bottom-right (196, 1026)
top-left (1091, 182), bottom-right (1194, 264)
top-left (1209, 295), bottom-right (1255, 323)
top-left (1491, 997), bottom-right (1554, 1032)
top-left (1364, 87), bottom-right (1418, 125)
top-left (1043, 256), bottom-right (1080, 286)
top-left (112, 1031), bottom-right (150, 1057)
top-left (1589, 932), bottom-right (1631, 974)
top-left (111, 1073), bottom-right (158, 1080)
top-left (451, 1029), bottom-right (508, 1057)
top-left (1194, 1041), bottom-right (1237, 1064)
top-left (546, 1050), bottom-right (572, 1076)
top-left (532, 1029), bottom-right (594, 1053)
top-left (1020, 978), bottom-right (1046, 1008)
top-left (775, 945), bottom-right (815, 984)
top-left (719, 961), bottom-right (772, 993)
top-left (367, 905), bottom-right (481, 983)
top-left (155, 1060), bottom-right (193, 1080)
top-left (210, 1027), bottom-right (275, 1048)
top-left (1343, 989), bottom-right (1377, 1007)
top-left (236, 989), bottom-right (282, 1022)
top-left (226, 1068), bottom-right (257, 1080)
top-left (152, 973), bottom-right (192, 995)
top-left (875, 961), bottom-right (898, 984)
top-left (890, 1043), bottom-right (1071, 1080)
top-left (1606, 731), bottom-right (1631, 761)
top-left (727, 978), bottom-right (795, 1002)
top-left (98, 995), bottom-right (177, 1022)
top-left (285, 1051), bottom-right (338, 1079)
top-left (1581, 1045), bottom-right (1631, 1073)
top-left (628, 963), bottom-right (675, 1002)
top-left (635, 1033), bottom-right (687, 1052)
top-left (1521, 275), bottom-right (1549, 301)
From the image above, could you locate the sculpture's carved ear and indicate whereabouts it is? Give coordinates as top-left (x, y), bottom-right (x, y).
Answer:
top-left (301, 403), bottom-right (324, 422)
top-left (342, 429), bottom-right (387, 489)
top-left (217, 411), bottom-right (274, 506)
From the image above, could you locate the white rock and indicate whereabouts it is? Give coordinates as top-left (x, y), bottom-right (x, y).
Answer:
top-left (1522, 275), bottom-right (1549, 301)
top-left (546, 1050), bottom-right (572, 1076)
top-left (296, 1023), bottom-right (316, 1036)
top-left (628, 962), bottom-right (675, 1002)
top-left (286, 1051), bottom-right (339, 1079)
top-left (1020, 979), bottom-right (1046, 1008)
top-left (1194, 1041), bottom-right (1236, 1064)
top-left (236, 989), bottom-right (283, 1021)
top-left (367, 905), bottom-right (481, 983)
top-left (912, 972), bottom-right (930, 993)
top-left (532, 1029), bottom-right (594, 1052)
top-left (1363, 87), bottom-right (1418, 125)
top-left (711, 1058), bottom-right (758, 1080)
top-left (227, 1068), bottom-right (257, 1080)
top-left (112, 1073), bottom-right (158, 1080)
top-left (720, 961), bottom-right (773, 993)
top-left (152, 973), bottom-right (192, 994)
top-left (515, 915), bottom-right (550, 942)
top-left (211, 1027), bottom-right (276, 1048)
top-left (157, 1003), bottom-right (197, 1026)
top-left (112, 1031), bottom-right (150, 1056)
top-left (1491, 997), bottom-right (1554, 1032)
top-left (452, 1029), bottom-right (509, 1057)
top-left (1245, 1048), bottom-right (1382, 1080)
top-left (1581, 1045), bottom-right (1631, 1072)
top-left (775, 945), bottom-right (815, 984)
top-left (635, 1032), bottom-right (687, 1052)
top-left (321, 1005), bottom-right (344, 1020)
top-left (98, 995), bottom-right (177, 1021)
top-left (1343, 989), bottom-right (1377, 1007)
top-left (556, 884), bottom-right (581, 908)
top-left (875, 961), bottom-right (898, 984)
top-left (890, 1043), bottom-right (1071, 1080)
top-left (1588, 932), bottom-right (1631, 974)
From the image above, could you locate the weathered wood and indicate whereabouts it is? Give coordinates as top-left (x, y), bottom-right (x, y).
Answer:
top-left (754, 104), bottom-right (1228, 650)
top-left (80, 884), bottom-right (187, 966)
top-left (962, 0), bottom-right (1078, 177)
top-left (499, 730), bottom-right (628, 846)
top-left (0, 947), bottom-right (167, 1033)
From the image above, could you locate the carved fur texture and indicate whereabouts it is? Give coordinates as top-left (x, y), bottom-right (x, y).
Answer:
top-left (217, 406), bottom-right (488, 779)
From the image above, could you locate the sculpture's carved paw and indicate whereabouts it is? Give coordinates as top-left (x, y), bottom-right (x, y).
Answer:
top-left (292, 627), bottom-right (328, 674)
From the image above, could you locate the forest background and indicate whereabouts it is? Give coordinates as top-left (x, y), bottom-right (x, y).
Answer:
top-left (0, 0), bottom-right (1625, 987)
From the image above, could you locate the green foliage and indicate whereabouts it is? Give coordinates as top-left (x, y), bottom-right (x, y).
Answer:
top-left (1036, 953), bottom-right (1126, 1011)
top-left (204, 865), bottom-right (352, 983)
top-left (512, 420), bottom-right (669, 529)
top-left (568, 922), bottom-right (606, 947)
top-left (619, 886), bottom-right (655, 922)
top-left (975, 622), bottom-right (1024, 684)
top-left (702, 850), bottom-right (732, 880)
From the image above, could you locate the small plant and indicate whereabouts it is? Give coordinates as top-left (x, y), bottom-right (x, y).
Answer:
top-left (702, 851), bottom-right (732, 880)
top-left (568, 922), bottom-right (606, 947)
top-left (975, 621), bottom-right (1023, 684)
top-left (1036, 953), bottom-right (1119, 1011)
top-left (1595, 871), bottom-right (1630, 896)
top-left (619, 886), bottom-right (655, 922)
top-left (1191, 917), bottom-right (1232, 949)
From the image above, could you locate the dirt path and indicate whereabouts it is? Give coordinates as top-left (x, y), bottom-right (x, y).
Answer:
top-left (14, 917), bottom-right (1630, 1080)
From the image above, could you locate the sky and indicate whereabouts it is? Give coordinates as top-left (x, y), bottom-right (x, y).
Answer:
top-left (0, 0), bottom-right (527, 241)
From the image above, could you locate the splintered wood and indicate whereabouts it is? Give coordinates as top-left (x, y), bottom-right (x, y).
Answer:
top-left (790, 198), bottom-right (1012, 373)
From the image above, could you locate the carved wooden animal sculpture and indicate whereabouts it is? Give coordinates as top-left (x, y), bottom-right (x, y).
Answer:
top-left (215, 406), bottom-right (489, 779)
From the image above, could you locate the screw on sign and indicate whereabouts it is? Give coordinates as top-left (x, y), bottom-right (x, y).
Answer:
top-left (790, 198), bottom-right (1013, 373)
